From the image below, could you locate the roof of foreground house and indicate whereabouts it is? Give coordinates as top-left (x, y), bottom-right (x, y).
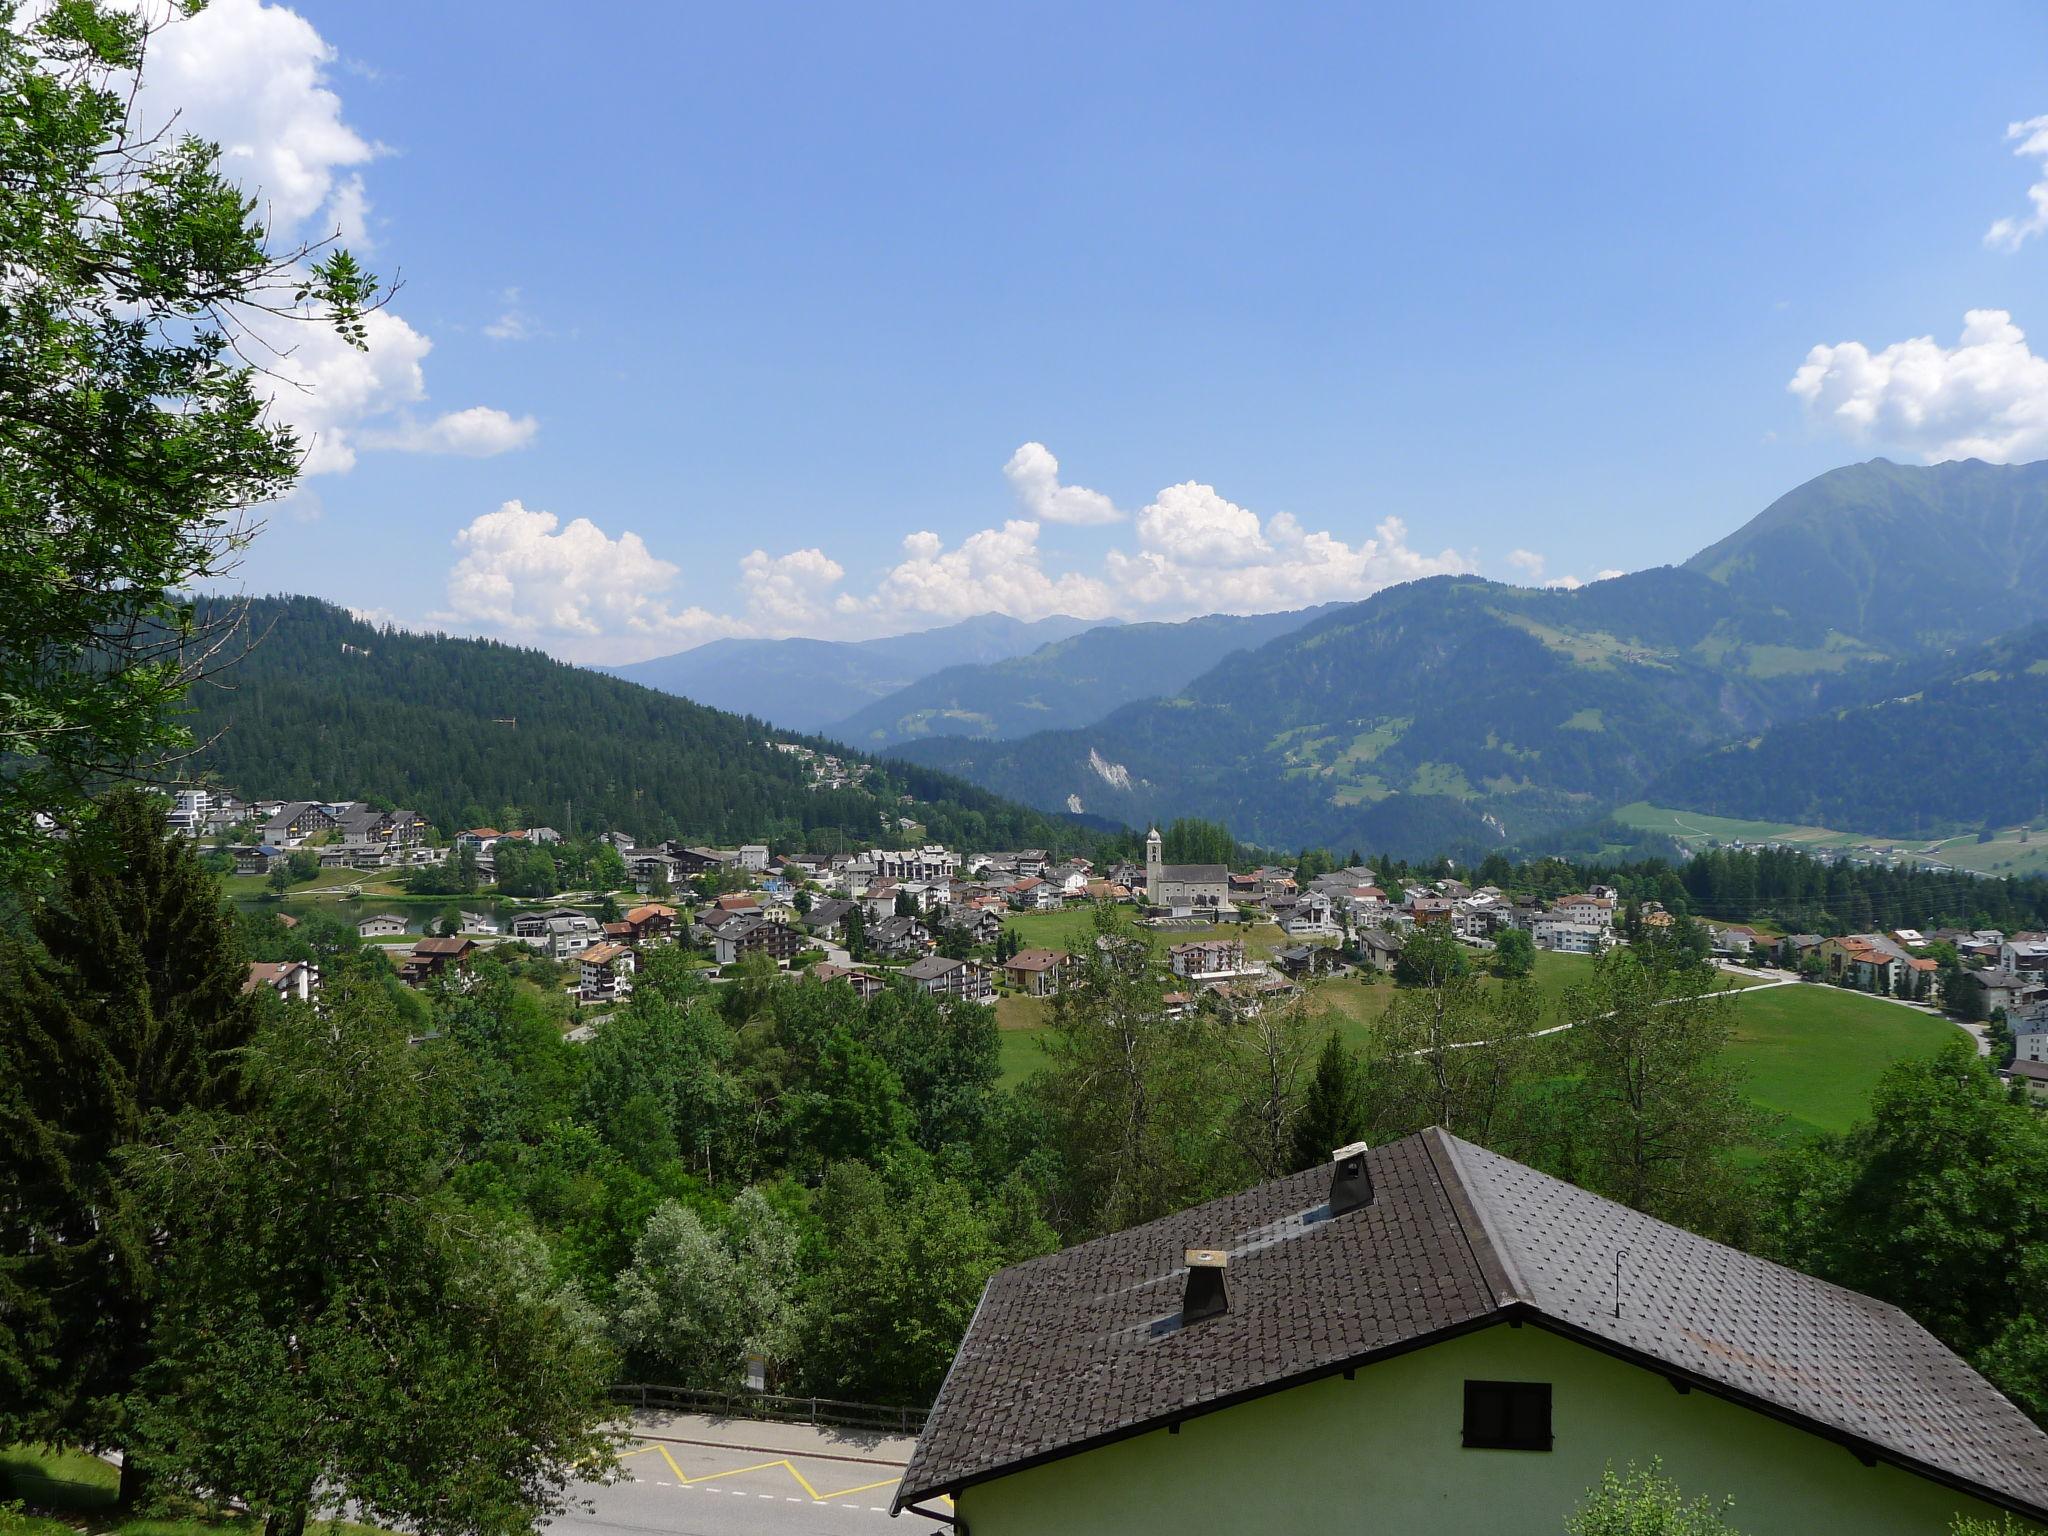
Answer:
top-left (896, 1128), bottom-right (2048, 1519)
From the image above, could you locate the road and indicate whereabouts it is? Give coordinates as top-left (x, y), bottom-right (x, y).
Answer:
top-left (546, 1414), bottom-right (934, 1536)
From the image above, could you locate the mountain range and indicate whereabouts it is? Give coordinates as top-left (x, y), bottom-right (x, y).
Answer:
top-left (603, 612), bottom-right (1110, 733)
top-left (882, 459), bottom-right (2048, 858)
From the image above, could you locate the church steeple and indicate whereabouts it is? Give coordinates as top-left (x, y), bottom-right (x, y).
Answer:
top-left (1145, 825), bottom-right (1163, 893)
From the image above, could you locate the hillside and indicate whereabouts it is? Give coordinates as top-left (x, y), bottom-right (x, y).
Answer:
top-left (1648, 620), bottom-right (2048, 837)
top-left (893, 569), bottom-right (1830, 857)
top-left (180, 597), bottom-right (1097, 853)
top-left (830, 606), bottom-right (1335, 748)
top-left (603, 612), bottom-right (1107, 732)
top-left (1686, 457), bottom-right (2048, 654)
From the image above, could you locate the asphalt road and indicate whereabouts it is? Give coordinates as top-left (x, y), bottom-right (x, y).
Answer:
top-left (546, 1419), bottom-right (927, 1536)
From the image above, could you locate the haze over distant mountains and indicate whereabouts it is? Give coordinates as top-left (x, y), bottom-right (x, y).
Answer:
top-left (602, 612), bottom-right (1110, 733)
top-left (887, 459), bottom-right (2048, 858)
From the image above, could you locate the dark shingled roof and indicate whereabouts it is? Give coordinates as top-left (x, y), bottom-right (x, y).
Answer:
top-left (896, 1128), bottom-right (2048, 1520)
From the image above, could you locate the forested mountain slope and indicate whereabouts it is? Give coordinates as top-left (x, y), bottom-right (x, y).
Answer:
top-left (895, 569), bottom-right (1828, 858)
top-left (604, 612), bottom-right (1106, 732)
top-left (831, 605), bottom-right (1335, 748)
top-left (1685, 457), bottom-right (2048, 653)
top-left (181, 597), bottom-right (1096, 852)
top-left (1649, 621), bottom-right (2048, 837)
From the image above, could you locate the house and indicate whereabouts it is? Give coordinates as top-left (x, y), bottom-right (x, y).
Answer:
top-left (454, 827), bottom-right (502, 852)
top-left (401, 935), bottom-right (477, 988)
top-left (619, 903), bottom-right (678, 944)
top-left (869, 914), bottom-right (932, 960)
top-left (1409, 894), bottom-right (1455, 928)
top-left (1706, 922), bottom-right (1762, 956)
top-left (1143, 828), bottom-right (1228, 916)
top-left (1353, 927), bottom-right (1405, 973)
top-left (1167, 938), bottom-right (1254, 982)
top-left (626, 848), bottom-right (679, 891)
top-left (801, 898), bottom-right (857, 941)
top-left (1552, 893), bottom-right (1616, 930)
top-left (1001, 948), bottom-right (1072, 997)
top-left (458, 910), bottom-right (500, 935)
top-left (510, 907), bottom-right (599, 958)
top-left (577, 942), bottom-right (636, 1003)
top-left (1779, 933), bottom-right (1825, 966)
top-left (233, 844), bottom-right (286, 877)
top-left (808, 962), bottom-right (886, 1002)
top-left (668, 845), bottom-right (732, 877)
top-left (1529, 915), bottom-right (1611, 955)
top-left (892, 1130), bottom-right (2048, 1536)
top-left (1005, 877), bottom-right (1062, 912)
top-left (737, 843), bottom-right (770, 871)
top-left (357, 913), bottom-right (408, 939)
top-left (2000, 937), bottom-right (2048, 975)
top-left (1820, 935), bottom-right (1899, 992)
top-left (243, 960), bottom-right (319, 1003)
top-left (901, 955), bottom-right (995, 1003)
top-left (1274, 944), bottom-right (1349, 981)
top-left (952, 904), bottom-right (1006, 947)
top-left (2007, 1057), bottom-right (2048, 1101)
top-left (1279, 892), bottom-right (1339, 938)
top-left (710, 914), bottom-right (804, 967)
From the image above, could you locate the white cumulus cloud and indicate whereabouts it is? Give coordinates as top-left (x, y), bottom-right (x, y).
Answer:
top-left (1002, 442), bottom-right (1122, 525)
top-left (739, 547), bottom-right (848, 629)
top-left (1505, 549), bottom-right (1546, 580)
top-left (115, 0), bottom-right (532, 476)
top-left (1788, 308), bottom-right (2048, 463)
top-left (1986, 115), bottom-right (2048, 252)
top-left (868, 522), bottom-right (1116, 622)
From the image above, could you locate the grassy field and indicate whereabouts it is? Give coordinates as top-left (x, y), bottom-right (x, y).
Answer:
top-left (0, 1443), bottom-right (375, 1536)
top-left (1614, 801), bottom-right (2048, 879)
top-left (1721, 984), bottom-right (1957, 1141)
top-left (1001, 908), bottom-right (1299, 963)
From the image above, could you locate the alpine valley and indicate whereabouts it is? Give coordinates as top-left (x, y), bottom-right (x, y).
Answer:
top-left (876, 458), bottom-right (2048, 859)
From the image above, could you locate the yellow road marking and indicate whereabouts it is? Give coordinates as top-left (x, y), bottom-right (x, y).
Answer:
top-left (634, 1440), bottom-right (902, 1504)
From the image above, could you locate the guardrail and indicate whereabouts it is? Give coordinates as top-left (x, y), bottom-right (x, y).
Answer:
top-left (610, 1383), bottom-right (928, 1436)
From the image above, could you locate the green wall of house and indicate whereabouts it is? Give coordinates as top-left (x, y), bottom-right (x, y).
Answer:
top-left (955, 1321), bottom-right (2021, 1536)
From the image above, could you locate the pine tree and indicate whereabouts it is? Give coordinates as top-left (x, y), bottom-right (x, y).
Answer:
top-left (0, 789), bottom-right (259, 1493)
top-left (1290, 1030), bottom-right (1367, 1173)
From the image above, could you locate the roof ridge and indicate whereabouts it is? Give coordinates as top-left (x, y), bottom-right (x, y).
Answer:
top-left (1422, 1127), bottom-right (1528, 1306)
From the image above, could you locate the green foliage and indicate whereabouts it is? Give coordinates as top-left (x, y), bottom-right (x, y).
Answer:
top-left (182, 596), bottom-right (1093, 857)
top-left (127, 980), bottom-right (617, 1536)
top-left (612, 1191), bottom-right (802, 1389)
top-left (0, 5), bottom-right (377, 883)
top-left (1565, 1460), bottom-right (1745, 1536)
top-left (0, 790), bottom-right (259, 1454)
top-left (1759, 1041), bottom-right (2048, 1424)
top-left (1290, 1030), bottom-right (1368, 1172)
top-left (1394, 929), bottom-right (1470, 988)
top-left (1491, 925), bottom-right (1537, 978)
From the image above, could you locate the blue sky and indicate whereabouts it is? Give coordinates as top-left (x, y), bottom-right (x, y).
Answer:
top-left (171, 0), bottom-right (2048, 660)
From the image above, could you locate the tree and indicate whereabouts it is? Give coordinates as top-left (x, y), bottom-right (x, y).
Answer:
top-left (1760, 1041), bottom-right (2048, 1424)
top-left (612, 1201), bottom-right (745, 1388)
top-left (127, 980), bottom-right (617, 1536)
top-left (843, 904), bottom-right (868, 961)
top-left (1491, 926), bottom-right (1536, 979)
top-left (1559, 948), bottom-right (1756, 1234)
top-left (1566, 1460), bottom-right (1745, 1536)
top-left (266, 860), bottom-right (293, 895)
top-left (1290, 1029), bottom-right (1367, 1172)
top-left (1393, 928), bottom-right (1469, 988)
top-left (0, 790), bottom-right (260, 1489)
top-left (1032, 903), bottom-right (1231, 1235)
top-left (1372, 966), bottom-right (1540, 1145)
top-left (1220, 999), bottom-right (1321, 1181)
top-left (0, 4), bottom-right (377, 883)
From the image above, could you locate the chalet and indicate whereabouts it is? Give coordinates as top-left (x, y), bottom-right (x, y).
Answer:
top-left (668, 845), bottom-right (732, 877)
top-left (952, 904), bottom-right (1006, 947)
top-left (1551, 893), bottom-right (1616, 929)
top-left (2008, 1056), bottom-right (2048, 1101)
top-left (511, 907), bottom-right (599, 958)
top-left (2000, 937), bottom-right (2048, 975)
top-left (401, 935), bottom-right (477, 988)
top-left (1006, 877), bottom-right (1062, 912)
top-left (711, 915), bottom-right (803, 967)
top-left (808, 962), bottom-right (886, 1002)
top-left (619, 903), bottom-right (678, 944)
top-left (627, 848), bottom-right (679, 890)
top-left (458, 910), bottom-right (500, 936)
top-left (233, 844), bottom-right (286, 877)
top-left (901, 955), bottom-right (995, 1003)
top-left (577, 942), bottom-right (636, 1003)
top-left (894, 1131), bottom-right (2048, 1536)
top-left (454, 827), bottom-right (501, 852)
top-left (1821, 935), bottom-right (1899, 991)
top-left (1274, 944), bottom-right (1349, 981)
top-left (357, 913), bottom-right (408, 939)
top-left (243, 960), bottom-right (319, 1003)
top-left (1353, 928), bottom-right (1405, 973)
top-left (1002, 948), bottom-right (1072, 997)
top-left (1168, 938), bottom-right (1253, 982)
top-left (802, 898), bottom-right (857, 940)
top-left (869, 914), bottom-right (932, 960)
top-left (1408, 895), bottom-right (1454, 928)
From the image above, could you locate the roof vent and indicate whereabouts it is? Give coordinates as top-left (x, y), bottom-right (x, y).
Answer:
top-left (1181, 1248), bottom-right (1229, 1325)
top-left (1330, 1140), bottom-right (1374, 1215)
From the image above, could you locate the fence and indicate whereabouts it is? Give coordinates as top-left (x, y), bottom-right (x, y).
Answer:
top-left (610, 1383), bottom-right (929, 1436)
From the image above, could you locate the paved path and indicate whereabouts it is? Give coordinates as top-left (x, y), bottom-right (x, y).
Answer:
top-left (546, 1413), bottom-right (927, 1536)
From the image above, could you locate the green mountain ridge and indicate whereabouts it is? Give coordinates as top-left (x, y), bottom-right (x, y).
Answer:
top-left (1648, 620), bottom-right (2048, 838)
top-left (889, 459), bottom-right (2048, 858)
top-left (181, 597), bottom-right (1099, 853)
top-left (830, 605), bottom-right (1338, 747)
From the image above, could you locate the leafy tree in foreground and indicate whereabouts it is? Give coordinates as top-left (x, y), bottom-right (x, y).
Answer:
top-left (0, 1), bottom-right (376, 882)
top-left (129, 979), bottom-right (617, 1536)
top-left (1393, 928), bottom-right (1469, 988)
top-left (1492, 924), bottom-right (1536, 979)
top-left (1760, 1041), bottom-right (2048, 1424)
top-left (1565, 1460), bottom-right (1744, 1536)
top-left (1291, 1029), bottom-right (1368, 1172)
top-left (0, 790), bottom-right (258, 1490)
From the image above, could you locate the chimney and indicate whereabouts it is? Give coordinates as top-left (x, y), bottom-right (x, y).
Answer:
top-left (1181, 1247), bottom-right (1229, 1325)
top-left (1330, 1141), bottom-right (1374, 1215)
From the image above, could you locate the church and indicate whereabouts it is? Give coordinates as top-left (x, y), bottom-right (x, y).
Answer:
top-left (1143, 827), bottom-right (1229, 917)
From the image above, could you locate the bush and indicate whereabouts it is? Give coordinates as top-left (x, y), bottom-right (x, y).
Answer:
top-left (1566, 1461), bottom-right (1743, 1536)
